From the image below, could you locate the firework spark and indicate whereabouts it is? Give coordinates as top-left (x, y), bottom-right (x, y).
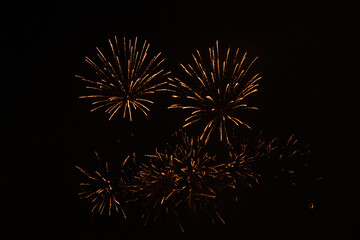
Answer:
top-left (168, 41), bottom-right (261, 145)
top-left (76, 36), bottom-right (170, 121)
top-left (215, 151), bottom-right (260, 201)
top-left (245, 134), bottom-right (310, 187)
top-left (132, 132), bottom-right (224, 230)
top-left (274, 134), bottom-right (310, 186)
top-left (75, 152), bottom-right (130, 217)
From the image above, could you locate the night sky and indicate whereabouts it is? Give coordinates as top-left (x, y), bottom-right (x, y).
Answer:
top-left (2, 0), bottom-right (359, 239)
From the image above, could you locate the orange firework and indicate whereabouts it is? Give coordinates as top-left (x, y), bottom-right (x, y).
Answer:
top-left (168, 41), bottom-right (261, 145)
top-left (132, 132), bottom-right (224, 231)
top-left (76, 36), bottom-right (170, 121)
top-left (75, 152), bottom-right (130, 217)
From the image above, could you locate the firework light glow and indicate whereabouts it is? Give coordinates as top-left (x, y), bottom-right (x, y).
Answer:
top-left (168, 41), bottom-right (261, 145)
top-left (74, 38), bottom-right (314, 232)
top-left (131, 132), bottom-right (226, 231)
top-left (75, 152), bottom-right (130, 217)
top-left (76, 36), bottom-right (170, 121)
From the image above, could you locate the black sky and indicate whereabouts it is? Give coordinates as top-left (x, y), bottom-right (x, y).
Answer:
top-left (2, 0), bottom-right (359, 239)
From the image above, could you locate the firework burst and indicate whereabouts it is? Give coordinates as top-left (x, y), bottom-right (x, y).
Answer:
top-left (272, 134), bottom-right (310, 186)
top-left (243, 134), bottom-right (310, 187)
top-left (215, 151), bottom-right (260, 201)
top-left (132, 132), bottom-right (225, 230)
top-left (168, 41), bottom-right (261, 145)
top-left (75, 152), bottom-right (130, 217)
top-left (76, 36), bottom-right (170, 121)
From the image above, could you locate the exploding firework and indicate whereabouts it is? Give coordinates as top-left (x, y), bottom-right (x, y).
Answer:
top-left (168, 41), bottom-right (261, 145)
top-left (215, 151), bottom-right (260, 201)
top-left (242, 134), bottom-right (310, 187)
top-left (132, 132), bottom-right (225, 231)
top-left (75, 152), bottom-right (130, 217)
top-left (272, 134), bottom-right (310, 187)
top-left (76, 36), bottom-right (170, 121)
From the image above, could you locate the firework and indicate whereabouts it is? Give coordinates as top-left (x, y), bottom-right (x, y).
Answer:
top-left (75, 152), bottom-right (130, 217)
top-left (168, 41), bottom-right (261, 145)
top-left (273, 134), bottom-right (310, 186)
top-left (244, 134), bottom-right (310, 187)
top-left (132, 132), bottom-right (224, 231)
top-left (215, 151), bottom-right (260, 201)
top-left (76, 36), bottom-right (170, 121)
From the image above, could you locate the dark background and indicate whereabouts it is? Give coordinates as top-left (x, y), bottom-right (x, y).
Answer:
top-left (2, 0), bottom-right (359, 239)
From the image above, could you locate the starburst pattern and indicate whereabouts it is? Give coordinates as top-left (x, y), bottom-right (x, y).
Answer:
top-left (73, 36), bottom-right (316, 232)
top-left (132, 132), bottom-right (224, 231)
top-left (76, 36), bottom-right (170, 121)
top-left (75, 152), bottom-right (130, 217)
top-left (168, 41), bottom-right (261, 145)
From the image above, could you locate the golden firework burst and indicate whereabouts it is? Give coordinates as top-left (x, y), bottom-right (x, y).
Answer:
top-left (75, 152), bottom-right (130, 217)
top-left (216, 151), bottom-right (260, 194)
top-left (76, 36), bottom-right (170, 121)
top-left (132, 132), bottom-right (224, 231)
top-left (168, 41), bottom-right (261, 145)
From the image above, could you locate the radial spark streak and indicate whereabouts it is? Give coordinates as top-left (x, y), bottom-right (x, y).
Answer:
top-left (132, 132), bottom-right (224, 230)
top-left (75, 152), bottom-right (129, 217)
top-left (77, 36), bottom-right (170, 121)
top-left (169, 41), bottom-right (261, 145)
